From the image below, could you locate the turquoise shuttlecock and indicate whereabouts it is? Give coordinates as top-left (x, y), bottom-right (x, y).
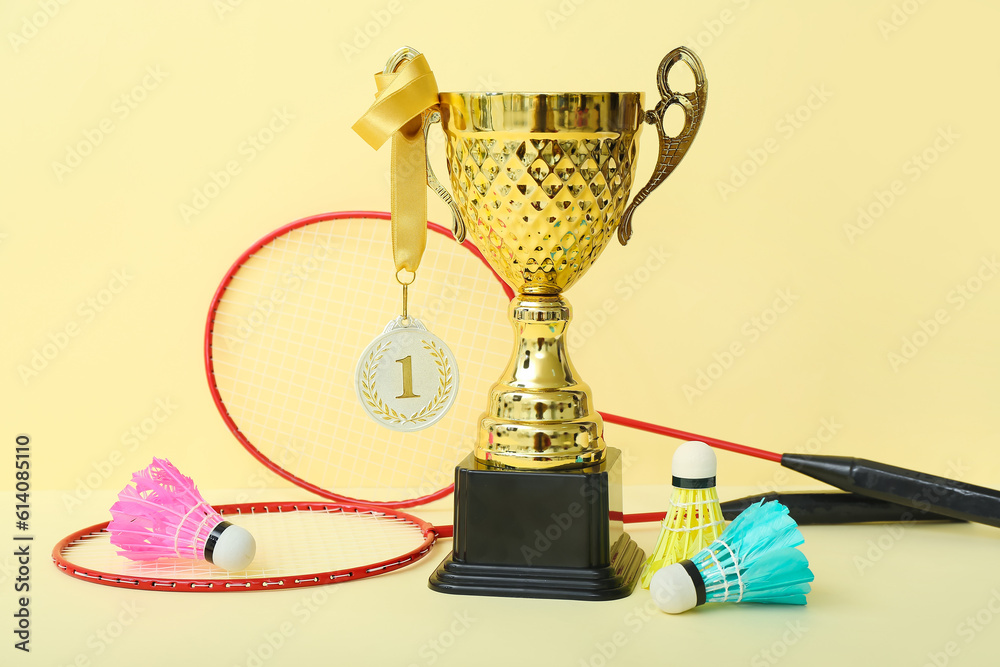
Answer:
top-left (650, 500), bottom-right (814, 613)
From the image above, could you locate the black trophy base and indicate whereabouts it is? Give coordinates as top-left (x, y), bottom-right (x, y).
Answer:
top-left (428, 448), bottom-right (644, 601)
top-left (429, 535), bottom-right (644, 601)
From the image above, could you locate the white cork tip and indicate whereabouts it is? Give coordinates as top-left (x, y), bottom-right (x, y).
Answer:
top-left (650, 563), bottom-right (699, 614)
top-left (672, 441), bottom-right (717, 481)
top-left (212, 524), bottom-right (256, 571)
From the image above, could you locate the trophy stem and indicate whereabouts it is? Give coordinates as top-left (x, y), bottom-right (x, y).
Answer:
top-left (475, 294), bottom-right (606, 470)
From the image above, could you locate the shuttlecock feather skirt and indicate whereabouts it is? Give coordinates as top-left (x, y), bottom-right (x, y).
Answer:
top-left (639, 485), bottom-right (725, 588)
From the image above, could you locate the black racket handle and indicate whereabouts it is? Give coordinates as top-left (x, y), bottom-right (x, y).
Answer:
top-left (781, 454), bottom-right (1000, 528)
top-left (721, 491), bottom-right (965, 525)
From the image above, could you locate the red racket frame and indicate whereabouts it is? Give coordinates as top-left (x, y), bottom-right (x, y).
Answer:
top-left (52, 501), bottom-right (452, 592)
top-left (204, 211), bottom-right (515, 509)
top-left (205, 210), bottom-right (781, 511)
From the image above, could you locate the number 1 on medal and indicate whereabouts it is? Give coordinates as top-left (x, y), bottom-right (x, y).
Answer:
top-left (396, 355), bottom-right (420, 399)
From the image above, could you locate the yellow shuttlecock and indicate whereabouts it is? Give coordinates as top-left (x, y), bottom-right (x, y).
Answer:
top-left (639, 441), bottom-right (725, 589)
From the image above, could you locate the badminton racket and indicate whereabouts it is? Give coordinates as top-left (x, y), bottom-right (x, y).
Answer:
top-left (206, 210), bottom-right (1000, 526)
top-left (605, 414), bottom-right (1000, 528)
top-left (53, 501), bottom-right (450, 592)
top-left (205, 211), bottom-right (513, 508)
top-left (202, 210), bottom-right (790, 507)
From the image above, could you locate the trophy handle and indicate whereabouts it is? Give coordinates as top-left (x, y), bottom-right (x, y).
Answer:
top-left (618, 46), bottom-right (708, 246)
top-left (423, 110), bottom-right (466, 243)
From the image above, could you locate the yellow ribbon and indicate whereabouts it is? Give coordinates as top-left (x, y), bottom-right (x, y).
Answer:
top-left (353, 53), bottom-right (439, 277)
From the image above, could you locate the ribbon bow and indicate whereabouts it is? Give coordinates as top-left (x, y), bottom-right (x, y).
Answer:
top-left (353, 53), bottom-right (439, 277)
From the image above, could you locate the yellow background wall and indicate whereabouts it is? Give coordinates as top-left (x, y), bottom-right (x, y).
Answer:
top-left (3, 0), bottom-right (998, 499)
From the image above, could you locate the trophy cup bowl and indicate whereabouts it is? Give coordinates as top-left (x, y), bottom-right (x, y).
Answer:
top-left (421, 46), bottom-right (707, 600)
top-left (439, 90), bottom-right (645, 296)
top-left (428, 47), bottom-right (708, 471)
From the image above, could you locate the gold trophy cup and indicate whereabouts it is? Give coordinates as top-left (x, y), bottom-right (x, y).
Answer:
top-left (418, 46), bottom-right (708, 599)
top-left (427, 47), bottom-right (707, 470)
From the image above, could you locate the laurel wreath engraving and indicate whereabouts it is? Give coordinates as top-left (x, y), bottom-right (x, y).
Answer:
top-left (360, 339), bottom-right (453, 425)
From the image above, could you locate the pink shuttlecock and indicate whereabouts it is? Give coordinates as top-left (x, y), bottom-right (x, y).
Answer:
top-left (108, 457), bottom-right (255, 571)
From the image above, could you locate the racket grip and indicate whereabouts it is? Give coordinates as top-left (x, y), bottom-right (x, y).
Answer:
top-left (781, 454), bottom-right (1000, 528)
top-left (721, 491), bottom-right (965, 525)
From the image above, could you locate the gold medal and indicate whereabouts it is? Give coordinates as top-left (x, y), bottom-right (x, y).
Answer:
top-left (355, 316), bottom-right (458, 432)
top-left (353, 47), bottom-right (460, 432)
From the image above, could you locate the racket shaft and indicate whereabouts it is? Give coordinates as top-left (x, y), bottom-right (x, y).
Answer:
top-left (781, 455), bottom-right (1000, 528)
top-left (721, 491), bottom-right (965, 525)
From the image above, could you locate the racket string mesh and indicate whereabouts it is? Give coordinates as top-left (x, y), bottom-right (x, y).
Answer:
top-left (57, 505), bottom-right (432, 589)
top-left (209, 217), bottom-right (511, 502)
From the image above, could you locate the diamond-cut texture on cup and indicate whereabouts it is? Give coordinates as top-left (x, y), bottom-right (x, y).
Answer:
top-left (446, 133), bottom-right (640, 294)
